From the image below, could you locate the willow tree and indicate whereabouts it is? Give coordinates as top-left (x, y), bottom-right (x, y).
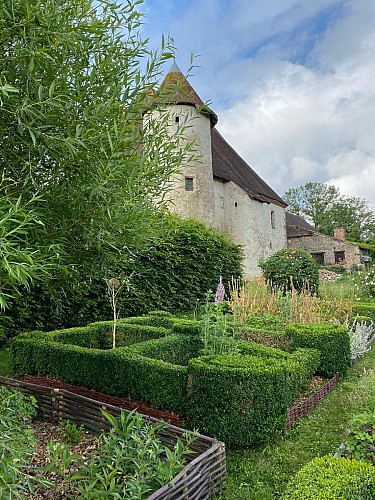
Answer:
top-left (0, 0), bottom-right (194, 308)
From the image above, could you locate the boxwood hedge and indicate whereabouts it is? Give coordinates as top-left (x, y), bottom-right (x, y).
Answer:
top-left (285, 322), bottom-right (351, 377)
top-left (10, 319), bottom-right (323, 445)
top-left (283, 456), bottom-right (375, 499)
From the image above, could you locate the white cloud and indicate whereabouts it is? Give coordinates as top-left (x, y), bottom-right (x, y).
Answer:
top-left (215, 0), bottom-right (375, 203)
top-left (141, 0), bottom-right (375, 205)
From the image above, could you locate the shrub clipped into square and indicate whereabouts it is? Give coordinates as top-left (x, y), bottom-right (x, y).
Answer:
top-left (285, 322), bottom-right (351, 377)
top-left (10, 332), bottom-right (188, 414)
top-left (187, 353), bottom-right (300, 446)
top-left (128, 335), bottom-right (202, 366)
top-left (283, 456), bottom-right (375, 499)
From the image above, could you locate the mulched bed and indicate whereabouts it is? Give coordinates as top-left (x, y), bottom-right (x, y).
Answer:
top-left (28, 421), bottom-right (99, 499)
top-left (23, 375), bottom-right (181, 426)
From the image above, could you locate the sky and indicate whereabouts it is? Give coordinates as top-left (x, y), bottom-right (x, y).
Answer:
top-left (138, 0), bottom-right (375, 207)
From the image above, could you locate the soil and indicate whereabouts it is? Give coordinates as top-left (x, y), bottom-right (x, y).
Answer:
top-left (292, 375), bottom-right (326, 405)
top-left (27, 420), bottom-right (99, 499)
top-left (23, 375), bottom-right (181, 426)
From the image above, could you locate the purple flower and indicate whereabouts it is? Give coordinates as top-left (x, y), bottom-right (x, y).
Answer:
top-left (215, 276), bottom-right (225, 304)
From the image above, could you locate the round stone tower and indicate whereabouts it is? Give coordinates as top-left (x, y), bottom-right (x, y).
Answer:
top-left (148, 61), bottom-right (217, 225)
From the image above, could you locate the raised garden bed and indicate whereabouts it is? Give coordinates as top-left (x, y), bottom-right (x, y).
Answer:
top-left (0, 376), bottom-right (226, 499)
top-left (286, 372), bottom-right (339, 430)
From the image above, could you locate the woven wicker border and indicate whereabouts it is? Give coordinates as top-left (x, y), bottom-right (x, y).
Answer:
top-left (0, 376), bottom-right (226, 499)
top-left (286, 372), bottom-right (339, 430)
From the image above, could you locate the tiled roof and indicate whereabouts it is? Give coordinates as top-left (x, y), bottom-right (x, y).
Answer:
top-left (286, 212), bottom-right (316, 237)
top-left (211, 128), bottom-right (287, 207)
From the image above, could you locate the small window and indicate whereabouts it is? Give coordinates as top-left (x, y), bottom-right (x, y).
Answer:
top-left (234, 202), bottom-right (238, 208)
top-left (185, 177), bottom-right (194, 191)
top-left (175, 116), bottom-right (180, 123)
top-left (311, 252), bottom-right (325, 265)
top-left (271, 211), bottom-right (276, 229)
top-left (334, 251), bottom-right (345, 264)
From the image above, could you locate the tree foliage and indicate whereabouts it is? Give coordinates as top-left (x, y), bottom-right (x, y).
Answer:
top-left (0, 0), bottom-right (196, 308)
top-left (7, 215), bottom-right (243, 336)
top-left (284, 182), bottom-right (375, 241)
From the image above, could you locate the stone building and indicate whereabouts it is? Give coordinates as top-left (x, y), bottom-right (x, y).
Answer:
top-left (286, 212), bottom-right (371, 270)
top-left (146, 62), bottom-right (287, 277)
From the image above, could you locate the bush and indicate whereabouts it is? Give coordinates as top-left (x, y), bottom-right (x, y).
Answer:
top-left (259, 248), bottom-right (319, 294)
top-left (6, 216), bottom-right (243, 336)
top-left (352, 302), bottom-right (375, 322)
top-left (285, 322), bottom-right (351, 377)
top-left (283, 456), bottom-right (375, 499)
top-left (10, 332), bottom-right (188, 414)
top-left (236, 326), bottom-right (292, 351)
top-left (187, 354), bottom-right (292, 446)
top-left (129, 334), bottom-right (202, 366)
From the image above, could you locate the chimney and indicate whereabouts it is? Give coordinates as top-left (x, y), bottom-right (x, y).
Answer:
top-left (334, 227), bottom-right (346, 241)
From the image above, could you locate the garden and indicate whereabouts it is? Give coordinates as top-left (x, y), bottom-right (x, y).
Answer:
top-left (1, 248), bottom-right (375, 498)
top-left (2, 0), bottom-right (375, 497)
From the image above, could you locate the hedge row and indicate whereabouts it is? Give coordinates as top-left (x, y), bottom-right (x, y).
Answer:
top-left (188, 353), bottom-right (298, 446)
top-left (129, 334), bottom-right (203, 366)
top-left (352, 302), bottom-right (375, 322)
top-left (10, 324), bottom-right (318, 445)
top-left (284, 456), bottom-right (375, 499)
top-left (285, 322), bottom-right (351, 377)
top-left (11, 335), bottom-right (188, 414)
top-left (236, 327), bottom-right (292, 351)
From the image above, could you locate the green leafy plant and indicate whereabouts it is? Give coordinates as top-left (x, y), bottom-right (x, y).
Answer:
top-left (200, 291), bottom-right (239, 355)
top-left (0, 387), bottom-right (53, 497)
top-left (342, 412), bottom-right (375, 464)
top-left (68, 409), bottom-right (197, 499)
top-left (259, 248), bottom-right (319, 295)
top-left (58, 419), bottom-right (84, 445)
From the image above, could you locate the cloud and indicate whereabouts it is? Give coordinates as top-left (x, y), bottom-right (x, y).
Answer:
top-left (141, 0), bottom-right (375, 205)
top-left (215, 0), bottom-right (375, 203)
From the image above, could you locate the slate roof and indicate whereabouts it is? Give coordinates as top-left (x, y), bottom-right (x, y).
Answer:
top-left (286, 212), bottom-right (316, 238)
top-left (155, 62), bottom-right (218, 126)
top-left (211, 128), bottom-right (287, 207)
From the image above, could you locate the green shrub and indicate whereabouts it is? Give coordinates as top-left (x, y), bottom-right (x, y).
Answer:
top-left (237, 341), bottom-right (320, 393)
top-left (187, 352), bottom-right (303, 446)
top-left (352, 302), bottom-right (375, 322)
top-left (236, 326), bottom-right (292, 351)
top-left (128, 335), bottom-right (202, 366)
top-left (87, 321), bottom-right (169, 347)
top-left (283, 456), bottom-right (375, 499)
top-left (6, 216), bottom-right (243, 336)
top-left (285, 322), bottom-right (351, 377)
top-left (172, 319), bottom-right (201, 336)
top-left (259, 248), bottom-right (319, 294)
top-left (10, 333), bottom-right (188, 414)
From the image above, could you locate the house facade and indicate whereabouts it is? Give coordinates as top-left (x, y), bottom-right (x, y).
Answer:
top-left (286, 212), bottom-right (371, 270)
top-left (147, 62), bottom-right (287, 277)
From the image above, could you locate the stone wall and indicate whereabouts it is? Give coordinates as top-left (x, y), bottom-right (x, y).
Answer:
top-left (287, 233), bottom-right (361, 268)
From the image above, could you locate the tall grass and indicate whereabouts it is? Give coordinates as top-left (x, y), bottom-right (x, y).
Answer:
top-left (229, 279), bottom-right (352, 325)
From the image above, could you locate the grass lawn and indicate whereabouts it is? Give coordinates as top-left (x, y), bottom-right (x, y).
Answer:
top-left (224, 346), bottom-right (375, 499)
top-left (0, 349), bottom-right (13, 377)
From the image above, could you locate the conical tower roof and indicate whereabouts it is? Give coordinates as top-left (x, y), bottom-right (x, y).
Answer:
top-left (156, 61), bottom-right (218, 127)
